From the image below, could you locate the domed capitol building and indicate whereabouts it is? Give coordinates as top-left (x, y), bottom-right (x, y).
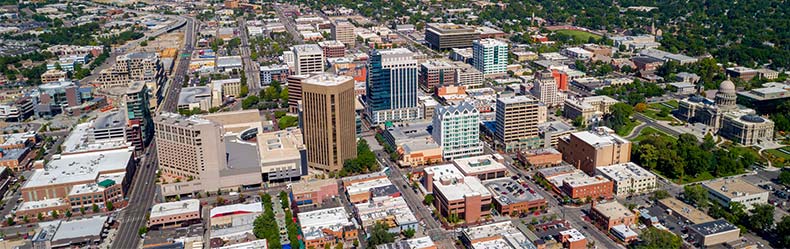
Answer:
top-left (677, 80), bottom-right (774, 145)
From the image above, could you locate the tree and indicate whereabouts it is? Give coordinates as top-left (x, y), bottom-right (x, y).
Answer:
top-left (37, 213), bottom-right (43, 221)
top-left (778, 171), bottom-right (790, 186)
top-left (6, 217), bottom-right (14, 226)
top-left (240, 83), bottom-right (249, 97)
top-left (403, 228), bottom-right (416, 238)
top-left (140, 40), bottom-right (148, 46)
top-left (80, 206), bottom-right (86, 215)
top-left (423, 194), bottom-right (434, 205)
top-left (634, 227), bottom-right (681, 249)
top-left (51, 210), bottom-right (59, 219)
top-left (749, 204), bottom-right (775, 232)
top-left (367, 222), bottom-right (395, 246)
top-left (92, 203), bottom-right (100, 213)
top-left (279, 87), bottom-right (288, 102)
top-left (572, 116), bottom-right (585, 128)
top-left (242, 95), bottom-right (259, 109)
top-left (105, 201), bottom-right (114, 211)
top-left (683, 185), bottom-right (709, 209)
top-left (777, 215), bottom-right (790, 247)
top-left (634, 103), bottom-right (648, 112)
top-left (651, 190), bottom-right (670, 200)
top-left (138, 226), bottom-right (148, 236)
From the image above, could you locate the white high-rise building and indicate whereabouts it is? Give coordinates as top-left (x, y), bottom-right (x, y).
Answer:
top-left (432, 102), bottom-right (483, 160)
top-left (292, 44), bottom-right (324, 75)
top-left (472, 39), bottom-right (508, 77)
top-left (531, 70), bottom-right (563, 107)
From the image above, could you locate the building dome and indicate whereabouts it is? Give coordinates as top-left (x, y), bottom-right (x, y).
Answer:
top-left (719, 80), bottom-right (736, 93)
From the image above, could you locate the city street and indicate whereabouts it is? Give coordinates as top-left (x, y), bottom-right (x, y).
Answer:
top-left (237, 17), bottom-right (261, 93)
top-left (112, 142), bottom-right (159, 249)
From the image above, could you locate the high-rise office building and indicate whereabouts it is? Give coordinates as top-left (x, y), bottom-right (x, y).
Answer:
top-left (292, 44), bottom-right (325, 75)
top-left (125, 81), bottom-right (153, 146)
top-left (432, 102), bottom-right (483, 160)
top-left (366, 48), bottom-right (420, 124)
top-left (287, 74), bottom-right (310, 113)
top-left (425, 23), bottom-right (479, 50)
top-left (301, 74), bottom-right (357, 172)
top-left (473, 38), bottom-right (508, 77)
top-left (495, 96), bottom-right (541, 152)
top-left (331, 20), bottom-right (355, 47)
top-left (154, 112), bottom-right (226, 183)
top-left (531, 70), bottom-right (563, 107)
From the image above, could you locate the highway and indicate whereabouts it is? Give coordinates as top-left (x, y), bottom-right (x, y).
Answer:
top-left (112, 15), bottom-right (197, 249)
top-left (237, 17), bottom-right (261, 93)
top-left (159, 17), bottom-right (197, 113)
top-left (111, 142), bottom-right (160, 249)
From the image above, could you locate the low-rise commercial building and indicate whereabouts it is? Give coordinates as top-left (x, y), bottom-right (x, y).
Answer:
top-left (291, 179), bottom-right (338, 208)
top-left (688, 219), bottom-right (741, 247)
top-left (148, 199), bottom-right (201, 228)
top-left (559, 229), bottom-right (587, 249)
top-left (702, 178), bottom-right (769, 210)
top-left (484, 178), bottom-right (546, 216)
top-left (460, 221), bottom-right (536, 248)
top-left (516, 148), bottom-right (562, 168)
top-left (422, 164), bottom-right (491, 224)
top-left (452, 154), bottom-right (507, 181)
top-left (657, 197), bottom-right (715, 224)
top-left (538, 165), bottom-right (614, 200)
top-left (563, 96), bottom-right (618, 125)
top-left (209, 202), bottom-right (262, 245)
top-left (177, 86), bottom-right (212, 111)
top-left (32, 216), bottom-right (109, 249)
top-left (258, 128), bottom-right (307, 182)
top-left (298, 207), bottom-right (358, 249)
top-left (595, 162), bottom-right (656, 197)
top-left (376, 236), bottom-right (436, 249)
top-left (589, 201), bottom-right (636, 231)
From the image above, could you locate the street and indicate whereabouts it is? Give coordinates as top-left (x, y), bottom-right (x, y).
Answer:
top-left (237, 17), bottom-right (261, 93)
top-left (111, 142), bottom-right (159, 249)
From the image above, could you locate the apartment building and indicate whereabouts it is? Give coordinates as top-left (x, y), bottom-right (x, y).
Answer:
top-left (494, 96), bottom-right (541, 152)
top-left (432, 102), bottom-right (483, 160)
top-left (595, 162), bottom-right (656, 197)
top-left (472, 38), bottom-right (508, 77)
top-left (419, 60), bottom-right (457, 91)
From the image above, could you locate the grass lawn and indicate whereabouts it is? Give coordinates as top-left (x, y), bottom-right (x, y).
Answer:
top-left (765, 146), bottom-right (790, 167)
top-left (615, 120), bottom-right (641, 136)
top-left (649, 100), bottom-right (679, 110)
top-left (641, 109), bottom-right (676, 121)
top-left (631, 127), bottom-right (675, 143)
top-left (766, 146), bottom-right (790, 160)
top-left (555, 29), bottom-right (602, 41)
top-left (721, 144), bottom-right (768, 164)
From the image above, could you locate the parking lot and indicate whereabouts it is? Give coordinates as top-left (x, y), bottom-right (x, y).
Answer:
top-left (142, 223), bottom-right (204, 247)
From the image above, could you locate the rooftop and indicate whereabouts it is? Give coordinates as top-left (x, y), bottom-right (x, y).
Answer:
top-left (61, 122), bottom-right (130, 154)
top-left (385, 121), bottom-right (433, 143)
top-left (462, 221), bottom-right (535, 249)
top-left (611, 224), bottom-right (638, 238)
top-left (592, 201), bottom-right (634, 220)
top-left (302, 73), bottom-right (353, 87)
top-left (570, 128), bottom-right (629, 149)
top-left (202, 109), bottom-right (262, 134)
top-left (216, 56), bottom-right (242, 67)
top-left (94, 111), bottom-right (127, 130)
top-left (221, 137), bottom-right (261, 177)
top-left (559, 229), bottom-right (585, 242)
top-left (178, 86), bottom-right (212, 106)
top-left (210, 202), bottom-right (263, 218)
top-left (689, 219), bottom-right (739, 236)
top-left (484, 178), bottom-right (545, 205)
top-left (50, 216), bottom-right (108, 243)
top-left (0, 131), bottom-right (36, 147)
top-left (346, 177), bottom-right (394, 196)
top-left (292, 179), bottom-right (337, 195)
top-left (595, 162), bottom-right (655, 182)
top-left (498, 95), bottom-right (538, 105)
top-left (258, 128), bottom-right (304, 163)
top-left (474, 38), bottom-right (507, 47)
top-left (453, 154), bottom-right (507, 176)
top-left (292, 44), bottom-right (323, 54)
top-left (376, 236), bottom-right (435, 249)
top-left (18, 198), bottom-right (67, 212)
top-left (657, 197), bottom-right (715, 224)
top-left (150, 199), bottom-right (201, 219)
top-left (427, 23), bottom-right (477, 33)
top-left (297, 207), bottom-right (355, 241)
top-left (355, 196), bottom-right (417, 230)
top-left (703, 178), bottom-right (768, 199)
top-left (23, 147), bottom-right (133, 189)
top-left (424, 164), bottom-right (490, 201)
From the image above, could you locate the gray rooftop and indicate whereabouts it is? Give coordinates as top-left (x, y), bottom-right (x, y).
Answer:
top-left (485, 178), bottom-right (545, 205)
top-left (689, 219), bottom-right (739, 236)
top-left (178, 86), bottom-right (212, 106)
top-left (221, 136), bottom-right (262, 177)
top-left (94, 111), bottom-right (127, 130)
top-left (51, 216), bottom-right (108, 243)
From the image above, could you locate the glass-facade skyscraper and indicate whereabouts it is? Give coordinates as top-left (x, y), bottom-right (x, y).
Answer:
top-left (366, 48), bottom-right (421, 124)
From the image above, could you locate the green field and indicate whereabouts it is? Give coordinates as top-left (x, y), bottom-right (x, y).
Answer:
top-left (631, 127), bottom-right (675, 143)
top-left (649, 100), bottom-right (679, 110)
top-left (641, 109), bottom-right (677, 121)
top-left (615, 120), bottom-right (641, 136)
top-left (555, 29), bottom-right (602, 41)
top-left (766, 146), bottom-right (790, 167)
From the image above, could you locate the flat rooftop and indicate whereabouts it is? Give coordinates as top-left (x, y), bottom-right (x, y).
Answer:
top-left (570, 129), bottom-right (629, 148)
top-left (689, 219), bottom-right (739, 236)
top-left (51, 216), bottom-right (108, 242)
top-left (424, 164), bottom-right (490, 201)
top-left (559, 229), bottom-right (585, 242)
top-left (427, 23), bottom-right (476, 33)
top-left (61, 122), bottom-right (130, 154)
top-left (302, 73), bottom-right (353, 87)
top-left (258, 128), bottom-right (304, 163)
top-left (18, 198), bottom-right (67, 212)
top-left (150, 199), bottom-right (201, 220)
top-left (462, 221), bottom-right (535, 249)
top-left (537, 165), bottom-right (577, 178)
top-left (210, 202), bottom-right (262, 218)
top-left (484, 178), bottom-right (545, 205)
top-left (221, 137), bottom-right (261, 177)
top-left (216, 56), bottom-right (242, 67)
top-left (292, 44), bottom-right (323, 54)
top-left (292, 179), bottom-right (337, 195)
top-left (453, 154), bottom-right (507, 176)
top-left (0, 131), bottom-right (36, 147)
top-left (498, 95), bottom-right (538, 105)
top-left (595, 162), bottom-right (655, 182)
top-left (385, 121), bottom-right (433, 143)
top-left (355, 196), bottom-right (417, 229)
top-left (593, 201), bottom-right (634, 220)
top-left (297, 207), bottom-right (355, 241)
top-left (23, 147), bottom-right (133, 189)
top-left (94, 110), bottom-right (127, 130)
top-left (475, 38), bottom-right (507, 47)
top-left (703, 178), bottom-right (768, 199)
top-left (178, 86), bottom-right (211, 106)
top-left (658, 197), bottom-right (715, 224)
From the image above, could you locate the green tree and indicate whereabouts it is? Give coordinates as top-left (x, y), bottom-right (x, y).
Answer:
top-left (279, 87), bottom-right (288, 102)
top-left (403, 228), bottom-right (416, 238)
top-left (633, 227), bottom-right (681, 249)
top-left (138, 226), bottom-right (148, 236)
top-left (778, 171), bottom-right (790, 186)
top-left (651, 190), bottom-right (670, 200)
top-left (65, 210), bottom-right (72, 218)
top-left (749, 204), bottom-right (775, 232)
top-left (37, 213), bottom-right (43, 221)
top-left (92, 203), bottom-right (100, 213)
top-left (423, 194), bottom-right (434, 205)
top-left (105, 201), bottom-right (114, 211)
top-left (777, 215), bottom-right (790, 247)
top-left (367, 222), bottom-right (395, 246)
top-left (683, 185), bottom-right (709, 209)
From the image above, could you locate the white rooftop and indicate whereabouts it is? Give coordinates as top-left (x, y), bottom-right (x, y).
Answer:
top-left (298, 207), bottom-right (355, 241)
top-left (545, 167), bottom-right (609, 188)
top-left (210, 202), bottom-right (263, 218)
top-left (596, 162), bottom-right (656, 182)
top-left (424, 164), bottom-right (491, 201)
top-left (559, 229), bottom-right (586, 242)
top-left (346, 177), bottom-right (394, 196)
top-left (50, 216), bottom-right (108, 242)
top-left (463, 221), bottom-right (536, 249)
top-left (18, 198), bottom-right (67, 212)
top-left (150, 199), bottom-right (201, 220)
top-left (302, 73), bottom-right (353, 87)
top-left (355, 196), bottom-right (417, 230)
top-left (453, 154), bottom-right (507, 176)
top-left (571, 129), bottom-right (629, 148)
top-left (61, 122), bottom-right (130, 154)
top-left (23, 147), bottom-right (133, 189)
